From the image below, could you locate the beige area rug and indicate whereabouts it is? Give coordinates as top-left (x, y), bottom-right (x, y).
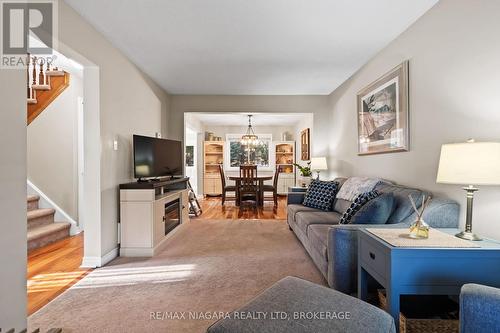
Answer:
top-left (29, 219), bottom-right (325, 333)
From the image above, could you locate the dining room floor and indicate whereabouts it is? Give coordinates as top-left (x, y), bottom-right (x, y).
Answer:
top-left (194, 196), bottom-right (288, 220)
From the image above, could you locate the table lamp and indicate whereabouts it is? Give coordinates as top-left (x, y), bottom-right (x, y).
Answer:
top-left (436, 140), bottom-right (500, 241)
top-left (310, 157), bottom-right (328, 180)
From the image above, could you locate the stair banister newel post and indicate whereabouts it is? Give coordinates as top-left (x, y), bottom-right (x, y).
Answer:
top-left (32, 56), bottom-right (37, 86)
top-left (26, 53), bottom-right (30, 99)
top-left (39, 57), bottom-right (46, 86)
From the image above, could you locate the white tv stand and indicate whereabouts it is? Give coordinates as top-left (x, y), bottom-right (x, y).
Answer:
top-left (119, 178), bottom-right (190, 257)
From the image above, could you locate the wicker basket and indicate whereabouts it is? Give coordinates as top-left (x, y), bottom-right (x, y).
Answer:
top-left (377, 290), bottom-right (459, 333)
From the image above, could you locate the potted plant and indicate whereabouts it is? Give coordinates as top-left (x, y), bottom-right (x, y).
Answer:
top-left (293, 162), bottom-right (312, 187)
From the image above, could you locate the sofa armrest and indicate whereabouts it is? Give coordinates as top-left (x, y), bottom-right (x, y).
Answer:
top-left (460, 284), bottom-right (500, 333)
top-left (287, 192), bottom-right (305, 205)
top-left (327, 225), bottom-right (359, 293)
top-left (327, 223), bottom-right (407, 294)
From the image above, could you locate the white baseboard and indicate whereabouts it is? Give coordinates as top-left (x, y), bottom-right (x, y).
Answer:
top-left (81, 247), bottom-right (118, 268)
top-left (80, 256), bottom-right (101, 268)
top-left (101, 247), bottom-right (118, 265)
top-left (119, 247), bottom-right (154, 257)
top-left (27, 180), bottom-right (81, 235)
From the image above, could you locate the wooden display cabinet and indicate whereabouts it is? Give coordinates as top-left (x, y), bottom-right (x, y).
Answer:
top-left (274, 141), bottom-right (296, 194)
top-left (203, 141), bottom-right (224, 196)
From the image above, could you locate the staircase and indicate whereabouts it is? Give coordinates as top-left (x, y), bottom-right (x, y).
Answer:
top-left (27, 195), bottom-right (71, 251)
top-left (26, 55), bottom-right (72, 250)
top-left (26, 54), bottom-right (70, 125)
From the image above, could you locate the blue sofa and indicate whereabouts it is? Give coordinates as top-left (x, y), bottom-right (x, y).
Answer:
top-left (460, 283), bottom-right (500, 333)
top-left (287, 177), bottom-right (460, 294)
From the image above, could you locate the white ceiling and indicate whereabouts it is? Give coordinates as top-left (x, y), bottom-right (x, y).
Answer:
top-left (186, 113), bottom-right (310, 126)
top-left (65, 0), bottom-right (437, 95)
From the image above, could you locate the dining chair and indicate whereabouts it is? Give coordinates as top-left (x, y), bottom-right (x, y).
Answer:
top-left (239, 164), bottom-right (259, 206)
top-left (219, 165), bottom-right (236, 205)
top-left (263, 166), bottom-right (280, 206)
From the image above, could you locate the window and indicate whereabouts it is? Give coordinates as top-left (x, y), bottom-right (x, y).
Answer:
top-left (225, 134), bottom-right (272, 169)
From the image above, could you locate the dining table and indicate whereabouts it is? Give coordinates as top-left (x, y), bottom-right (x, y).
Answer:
top-left (228, 175), bottom-right (273, 206)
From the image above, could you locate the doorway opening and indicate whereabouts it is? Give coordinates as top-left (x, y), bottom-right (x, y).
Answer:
top-left (183, 112), bottom-right (313, 220)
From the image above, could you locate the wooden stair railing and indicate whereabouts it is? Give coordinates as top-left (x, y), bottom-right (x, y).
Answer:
top-left (26, 54), bottom-right (70, 125)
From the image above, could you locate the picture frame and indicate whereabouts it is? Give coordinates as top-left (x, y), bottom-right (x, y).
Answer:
top-left (300, 128), bottom-right (310, 160)
top-left (357, 61), bottom-right (409, 155)
top-left (185, 146), bottom-right (194, 166)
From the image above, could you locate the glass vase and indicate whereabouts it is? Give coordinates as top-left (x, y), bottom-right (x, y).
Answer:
top-left (409, 219), bottom-right (429, 239)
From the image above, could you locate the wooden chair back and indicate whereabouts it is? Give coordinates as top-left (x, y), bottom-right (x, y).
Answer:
top-left (273, 166), bottom-right (280, 189)
top-left (218, 164), bottom-right (226, 188)
top-left (239, 165), bottom-right (257, 192)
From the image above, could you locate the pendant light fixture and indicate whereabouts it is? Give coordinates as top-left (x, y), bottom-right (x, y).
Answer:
top-left (241, 115), bottom-right (259, 146)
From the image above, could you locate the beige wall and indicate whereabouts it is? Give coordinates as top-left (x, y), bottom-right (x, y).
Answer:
top-left (327, 0), bottom-right (500, 239)
top-left (294, 114), bottom-right (314, 170)
top-left (58, 0), bottom-right (171, 258)
top-left (27, 68), bottom-right (83, 220)
top-left (0, 70), bottom-right (27, 329)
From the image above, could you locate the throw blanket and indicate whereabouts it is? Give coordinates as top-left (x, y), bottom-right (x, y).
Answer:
top-left (336, 177), bottom-right (387, 201)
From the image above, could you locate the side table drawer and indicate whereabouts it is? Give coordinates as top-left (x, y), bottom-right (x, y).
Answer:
top-left (360, 236), bottom-right (387, 279)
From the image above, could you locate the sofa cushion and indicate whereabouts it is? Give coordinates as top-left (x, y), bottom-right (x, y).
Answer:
top-left (295, 211), bottom-right (341, 236)
top-left (302, 180), bottom-right (339, 211)
top-left (340, 190), bottom-right (380, 224)
top-left (375, 183), bottom-right (428, 224)
top-left (333, 198), bottom-right (352, 214)
top-left (307, 224), bottom-right (331, 260)
top-left (287, 204), bottom-right (322, 222)
top-left (347, 192), bottom-right (394, 225)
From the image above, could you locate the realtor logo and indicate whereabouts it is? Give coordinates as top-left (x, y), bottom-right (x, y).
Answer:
top-left (1, 0), bottom-right (57, 68)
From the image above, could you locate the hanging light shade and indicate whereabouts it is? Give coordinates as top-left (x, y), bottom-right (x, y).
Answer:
top-left (241, 115), bottom-right (258, 146)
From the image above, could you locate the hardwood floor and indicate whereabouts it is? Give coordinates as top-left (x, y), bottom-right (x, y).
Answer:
top-left (27, 232), bottom-right (90, 315)
top-left (193, 195), bottom-right (288, 220)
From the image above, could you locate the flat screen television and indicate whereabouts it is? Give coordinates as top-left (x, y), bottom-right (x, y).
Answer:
top-left (133, 135), bottom-right (183, 180)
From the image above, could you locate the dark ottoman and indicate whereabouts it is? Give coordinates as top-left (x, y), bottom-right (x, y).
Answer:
top-left (207, 276), bottom-right (395, 333)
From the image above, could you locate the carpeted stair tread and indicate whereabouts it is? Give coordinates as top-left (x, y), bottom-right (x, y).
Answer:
top-left (28, 208), bottom-right (55, 220)
top-left (27, 195), bottom-right (41, 211)
top-left (27, 194), bottom-right (40, 202)
top-left (26, 196), bottom-right (71, 251)
top-left (28, 222), bottom-right (71, 241)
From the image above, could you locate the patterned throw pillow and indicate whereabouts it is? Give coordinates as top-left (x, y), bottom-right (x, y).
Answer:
top-left (340, 190), bottom-right (380, 224)
top-left (302, 180), bottom-right (340, 211)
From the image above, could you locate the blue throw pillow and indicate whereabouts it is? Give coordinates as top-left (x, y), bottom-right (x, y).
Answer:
top-left (340, 190), bottom-right (393, 224)
top-left (351, 192), bottom-right (394, 224)
top-left (302, 180), bottom-right (340, 211)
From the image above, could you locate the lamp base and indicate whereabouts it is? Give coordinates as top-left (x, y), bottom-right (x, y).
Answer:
top-left (455, 231), bottom-right (482, 241)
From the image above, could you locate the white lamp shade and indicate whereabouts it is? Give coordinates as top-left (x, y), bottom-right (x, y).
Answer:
top-left (436, 142), bottom-right (500, 185)
top-left (310, 157), bottom-right (328, 171)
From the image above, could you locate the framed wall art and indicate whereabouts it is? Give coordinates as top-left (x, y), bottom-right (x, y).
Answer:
top-left (300, 128), bottom-right (310, 160)
top-left (357, 61), bottom-right (409, 155)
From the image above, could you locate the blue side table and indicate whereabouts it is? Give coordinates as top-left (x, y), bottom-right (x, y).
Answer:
top-left (357, 228), bottom-right (500, 331)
